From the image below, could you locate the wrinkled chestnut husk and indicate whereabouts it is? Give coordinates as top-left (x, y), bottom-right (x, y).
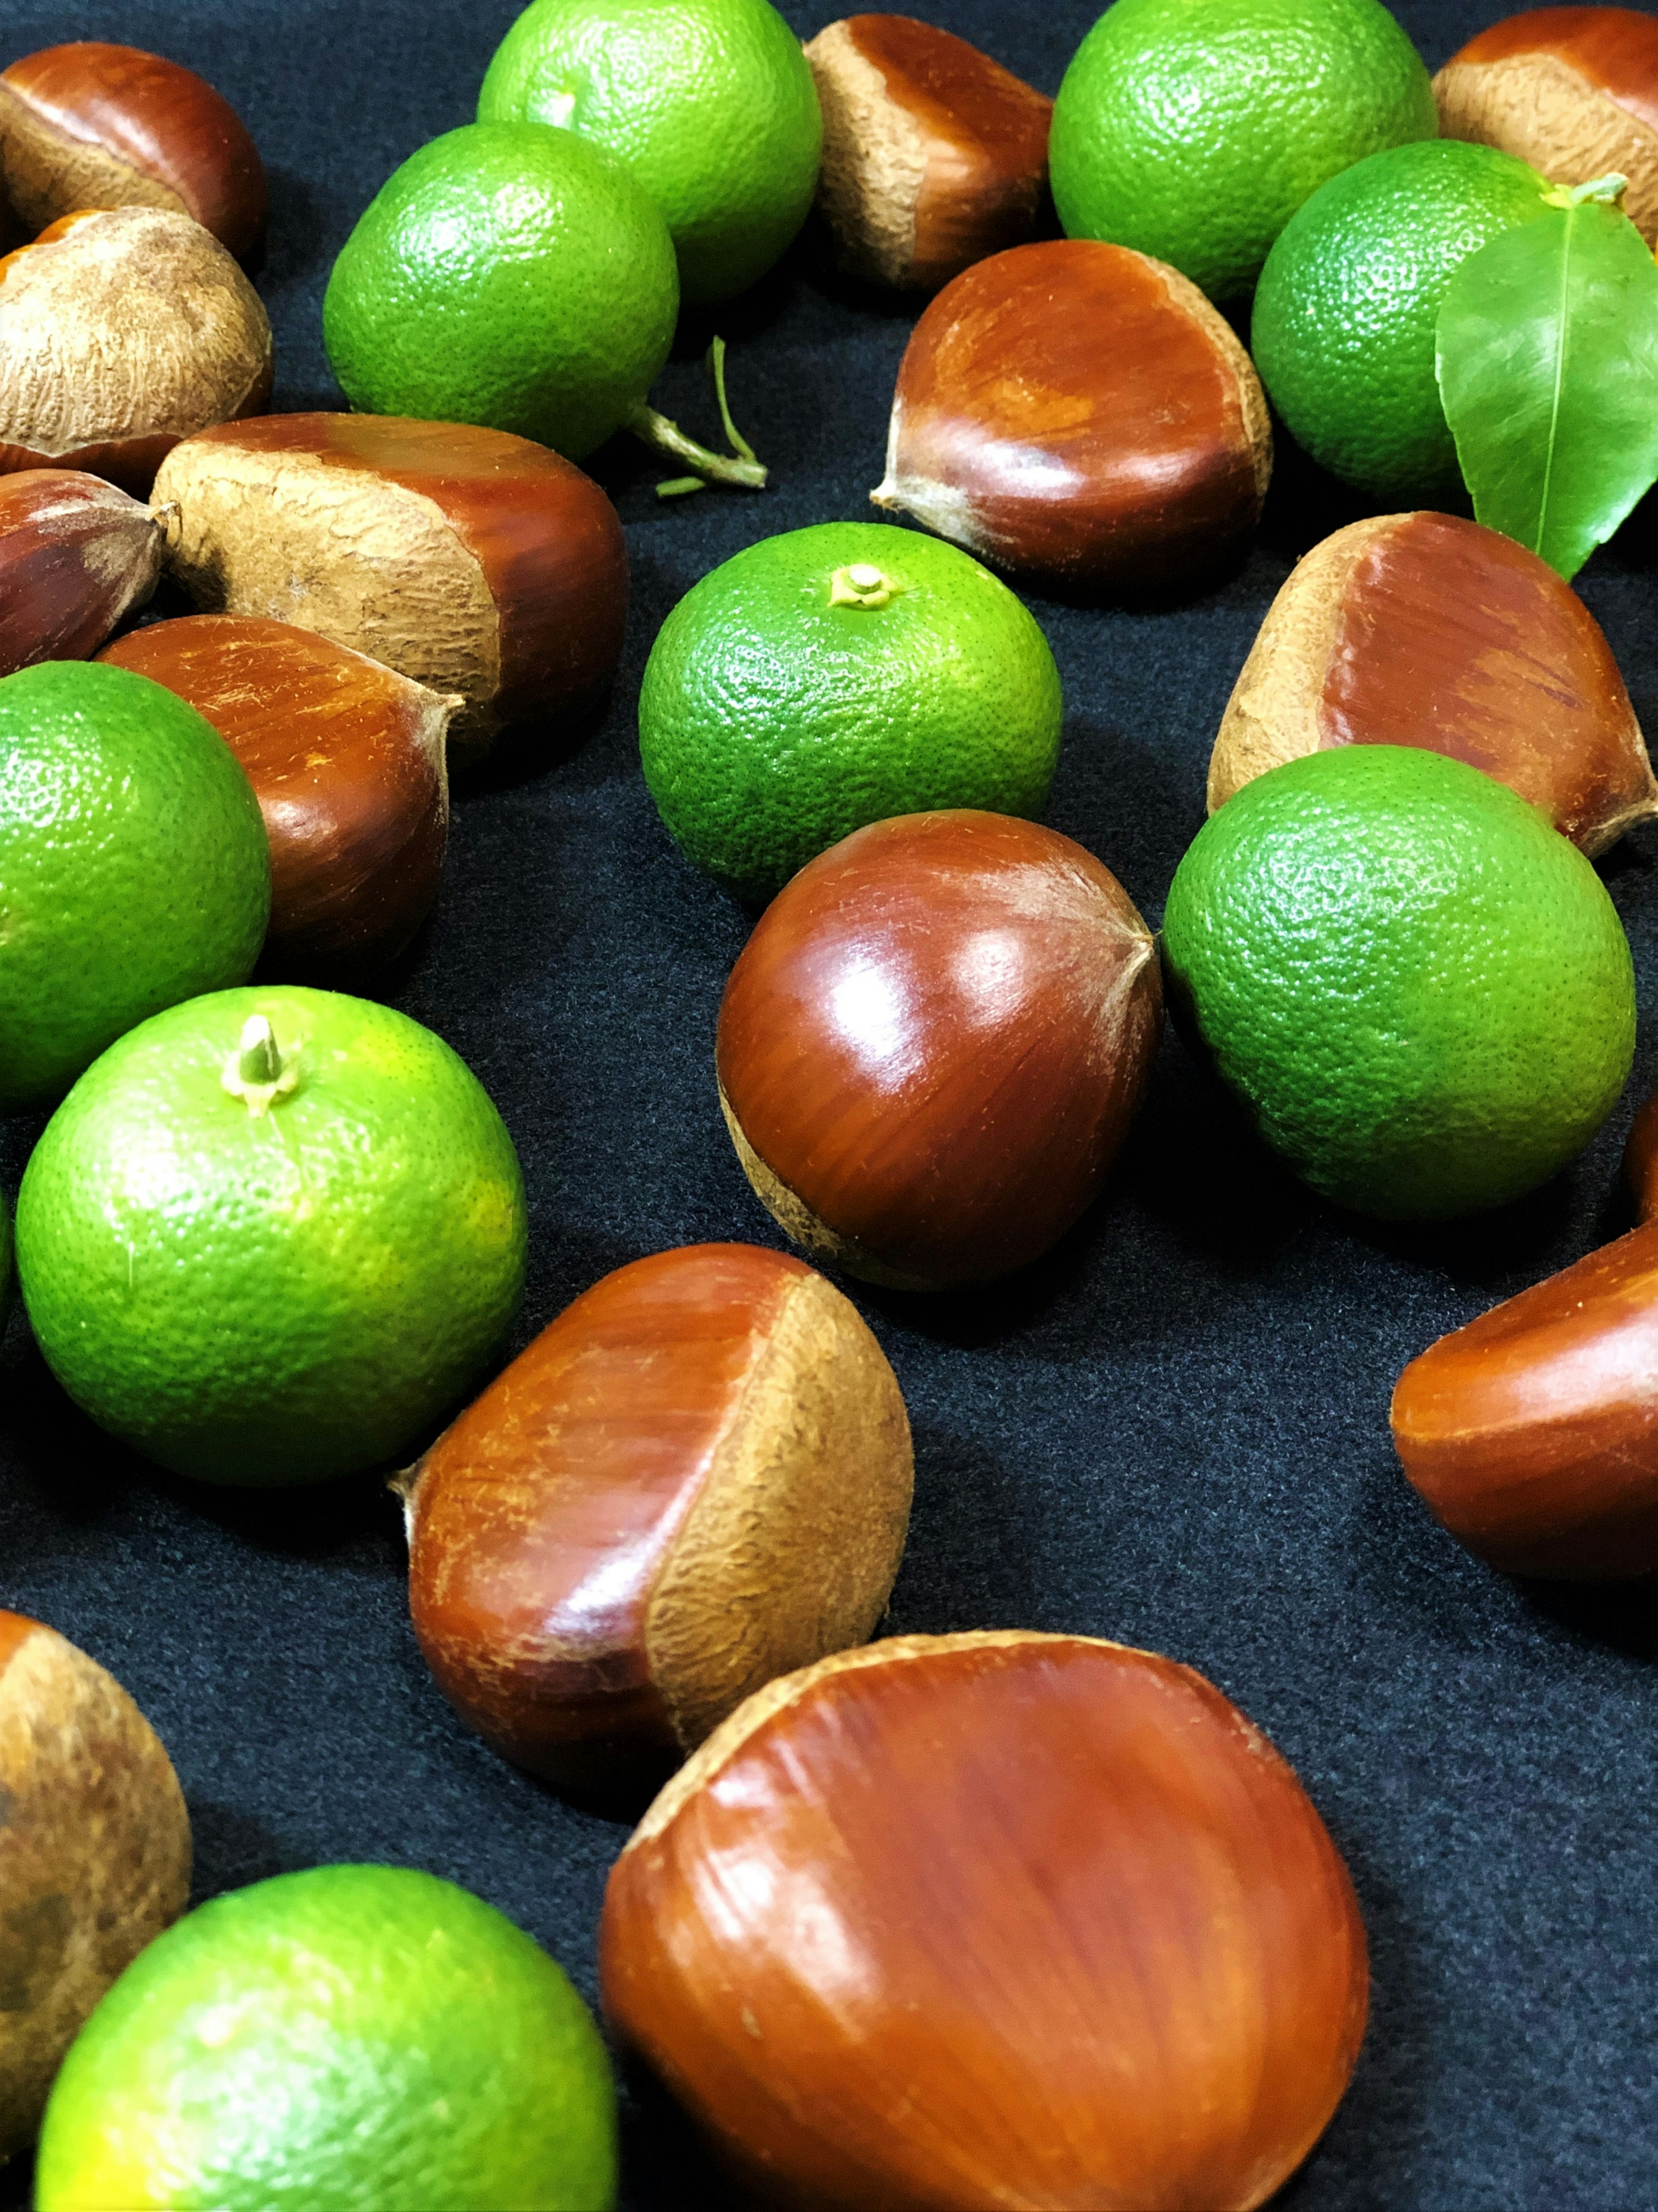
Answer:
top-left (871, 237), bottom-right (1271, 595)
top-left (401, 1242), bottom-right (913, 1802)
top-left (0, 468), bottom-right (161, 675)
top-left (98, 614), bottom-right (453, 979)
top-left (1210, 510), bottom-right (1658, 854)
top-left (805, 15), bottom-right (1052, 291)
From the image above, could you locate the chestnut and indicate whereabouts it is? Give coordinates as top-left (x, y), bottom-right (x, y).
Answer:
top-left (1393, 1222), bottom-right (1658, 1579)
top-left (400, 1242), bottom-right (913, 1797)
top-left (871, 237), bottom-right (1271, 595)
top-left (601, 1629), bottom-right (1369, 2212)
top-left (0, 206), bottom-right (271, 496)
top-left (151, 414), bottom-right (628, 763)
top-left (0, 468), bottom-right (161, 675)
top-left (0, 42), bottom-right (267, 262)
top-left (1622, 1084), bottom-right (1658, 1218)
top-left (804, 16), bottom-right (1053, 291)
top-left (97, 615), bottom-right (453, 979)
top-left (715, 809), bottom-right (1162, 1290)
top-left (1436, 8), bottom-right (1658, 247)
top-left (0, 1610), bottom-right (190, 2160)
top-left (1211, 509), bottom-right (1658, 854)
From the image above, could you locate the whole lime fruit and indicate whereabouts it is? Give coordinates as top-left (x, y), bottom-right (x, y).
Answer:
top-left (35, 1864), bottom-right (617, 2212)
top-left (323, 120), bottom-right (678, 461)
top-left (1252, 139), bottom-right (1551, 501)
top-left (1162, 747), bottom-right (1635, 1219)
top-left (639, 522), bottom-right (1063, 900)
top-left (1049, 0), bottom-right (1437, 301)
top-left (479, 0), bottom-right (821, 305)
top-left (16, 987), bottom-right (527, 1486)
top-left (0, 661), bottom-right (269, 1114)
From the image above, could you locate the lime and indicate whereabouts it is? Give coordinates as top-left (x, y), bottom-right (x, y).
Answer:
top-left (1162, 747), bottom-right (1634, 1219)
top-left (479, 0), bottom-right (821, 306)
top-left (15, 987), bottom-right (526, 1486)
top-left (0, 662), bottom-right (269, 1115)
top-left (323, 121), bottom-right (678, 461)
top-left (1049, 0), bottom-right (1437, 301)
top-left (1252, 139), bottom-right (1551, 501)
top-left (639, 522), bottom-right (1063, 900)
top-left (35, 1864), bottom-right (617, 2212)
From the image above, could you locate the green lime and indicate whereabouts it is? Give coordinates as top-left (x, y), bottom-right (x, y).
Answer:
top-left (479, 0), bottom-right (821, 305)
top-left (323, 121), bottom-right (678, 461)
top-left (35, 1864), bottom-right (617, 2212)
top-left (1162, 747), bottom-right (1635, 1220)
top-left (0, 662), bottom-right (269, 1115)
top-left (1252, 139), bottom-right (1551, 501)
top-left (1049, 0), bottom-right (1437, 301)
top-left (639, 522), bottom-right (1063, 900)
top-left (15, 987), bottom-right (526, 1486)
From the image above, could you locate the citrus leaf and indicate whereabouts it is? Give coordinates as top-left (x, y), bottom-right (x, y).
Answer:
top-left (1434, 185), bottom-right (1658, 582)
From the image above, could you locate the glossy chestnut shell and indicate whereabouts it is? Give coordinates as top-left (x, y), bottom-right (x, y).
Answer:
top-left (0, 468), bottom-right (160, 675)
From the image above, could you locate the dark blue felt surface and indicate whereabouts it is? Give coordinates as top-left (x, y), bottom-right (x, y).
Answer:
top-left (2, 1), bottom-right (1656, 2205)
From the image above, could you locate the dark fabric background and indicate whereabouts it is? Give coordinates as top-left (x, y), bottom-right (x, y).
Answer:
top-left (3, 1), bottom-right (1656, 2205)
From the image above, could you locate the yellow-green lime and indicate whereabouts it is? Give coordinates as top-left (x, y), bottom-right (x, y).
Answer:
top-left (15, 987), bottom-right (527, 1486)
top-left (1161, 747), bottom-right (1635, 1219)
top-left (323, 121), bottom-right (678, 460)
top-left (479, 0), bottom-right (822, 305)
top-left (0, 661), bottom-right (269, 1115)
top-left (639, 522), bottom-right (1063, 900)
top-left (35, 1864), bottom-right (617, 2212)
top-left (1252, 139), bottom-right (1552, 501)
top-left (1049, 0), bottom-right (1437, 301)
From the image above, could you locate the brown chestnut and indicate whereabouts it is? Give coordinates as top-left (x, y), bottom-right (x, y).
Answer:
top-left (401, 1242), bottom-right (912, 1797)
top-left (151, 414), bottom-right (628, 763)
top-left (0, 467), bottom-right (161, 675)
top-left (0, 42), bottom-right (266, 261)
top-left (0, 206), bottom-right (271, 495)
top-left (871, 237), bottom-right (1271, 594)
top-left (1211, 510), bottom-right (1658, 854)
top-left (97, 615), bottom-right (453, 979)
top-left (804, 16), bottom-right (1052, 291)
top-left (716, 809), bottom-right (1162, 1291)
top-left (1393, 1222), bottom-right (1658, 1579)
top-left (1436, 8), bottom-right (1658, 247)
top-left (0, 1610), bottom-right (190, 2160)
top-left (1622, 1084), bottom-right (1658, 1218)
top-left (601, 1629), bottom-right (1369, 2212)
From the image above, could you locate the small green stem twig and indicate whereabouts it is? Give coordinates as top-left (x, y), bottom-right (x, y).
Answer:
top-left (631, 337), bottom-right (769, 495)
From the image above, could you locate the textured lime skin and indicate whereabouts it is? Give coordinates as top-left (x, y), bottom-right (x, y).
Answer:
top-left (639, 523), bottom-right (1063, 900)
top-left (323, 122), bottom-right (678, 460)
top-left (1049, 0), bottom-right (1437, 301)
top-left (479, 0), bottom-right (821, 305)
top-left (35, 1866), bottom-right (617, 2212)
top-left (1252, 140), bottom-right (1550, 501)
top-left (1162, 748), bottom-right (1635, 1220)
top-left (0, 662), bottom-right (269, 1114)
top-left (16, 987), bottom-right (527, 1486)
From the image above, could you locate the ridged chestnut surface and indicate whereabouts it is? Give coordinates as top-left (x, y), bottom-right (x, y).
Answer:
top-left (601, 1630), bottom-right (1369, 2212)
top-left (151, 414), bottom-right (628, 759)
top-left (716, 810), bottom-right (1162, 1291)
top-left (872, 238), bottom-right (1272, 594)
top-left (98, 615), bottom-right (452, 979)
top-left (0, 206), bottom-right (271, 494)
top-left (0, 468), bottom-right (160, 675)
top-left (1393, 1222), bottom-right (1658, 1579)
top-left (0, 1611), bottom-right (190, 2161)
top-left (805, 16), bottom-right (1053, 291)
top-left (403, 1244), bottom-right (913, 1797)
top-left (1210, 511), bottom-right (1657, 854)
top-left (0, 42), bottom-right (267, 260)
top-left (1436, 8), bottom-right (1658, 245)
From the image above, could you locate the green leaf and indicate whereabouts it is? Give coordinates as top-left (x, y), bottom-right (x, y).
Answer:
top-left (1434, 183), bottom-right (1658, 581)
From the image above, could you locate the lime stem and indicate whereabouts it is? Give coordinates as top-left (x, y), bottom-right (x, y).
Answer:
top-left (631, 337), bottom-right (768, 494)
top-left (238, 1015), bottom-right (281, 1088)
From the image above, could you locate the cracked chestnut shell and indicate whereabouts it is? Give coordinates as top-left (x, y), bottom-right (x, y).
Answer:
top-left (1210, 510), bottom-right (1658, 854)
top-left (601, 1629), bottom-right (1369, 2212)
top-left (0, 468), bottom-right (160, 675)
top-left (716, 810), bottom-right (1162, 1291)
top-left (402, 1243), bottom-right (912, 1799)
